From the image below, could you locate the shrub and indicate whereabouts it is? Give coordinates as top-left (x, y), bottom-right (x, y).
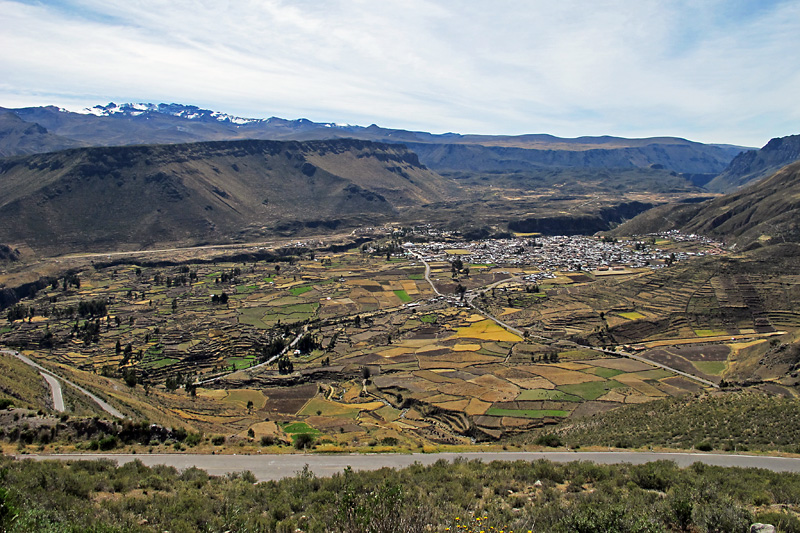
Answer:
top-left (294, 433), bottom-right (315, 450)
top-left (184, 433), bottom-right (202, 447)
top-left (535, 433), bottom-right (564, 447)
top-left (630, 461), bottom-right (678, 492)
top-left (98, 435), bottom-right (118, 451)
top-left (211, 435), bottom-right (225, 446)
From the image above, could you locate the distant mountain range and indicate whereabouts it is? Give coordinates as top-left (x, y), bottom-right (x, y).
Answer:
top-left (3, 101), bottom-right (800, 254)
top-left (0, 102), bottom-right (748, 177)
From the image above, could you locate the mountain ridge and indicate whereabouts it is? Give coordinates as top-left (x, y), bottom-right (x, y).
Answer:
top-left (0, 138), bottom-right (454, 253)
top-left (705, 134), bottom-right (800, 192)
top-left (0, 103), bottom-right (749, 175)
top-left (610, 159), bottom-right (800, 248)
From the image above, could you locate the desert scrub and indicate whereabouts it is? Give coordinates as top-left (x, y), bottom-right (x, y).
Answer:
top-left (0, 455), bottom-right (797, 532)
top-left (537, 390), bottom-right (800, 452)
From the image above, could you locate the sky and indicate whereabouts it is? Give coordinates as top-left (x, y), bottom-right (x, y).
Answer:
top-left (1, 0), bottom-right (798, 147)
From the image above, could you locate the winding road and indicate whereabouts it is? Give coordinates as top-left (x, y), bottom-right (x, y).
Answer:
top-left (1, 349), bottom-right (124, 418)
top-left (16, 451), bottom-right (800, 481)
top-left (39, 372), bottom-right (64, 412)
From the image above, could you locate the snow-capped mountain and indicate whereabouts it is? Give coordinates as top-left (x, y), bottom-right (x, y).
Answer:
top-left (83, 102), bottom-right (266, 125)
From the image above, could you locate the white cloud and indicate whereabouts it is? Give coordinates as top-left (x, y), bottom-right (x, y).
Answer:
top-left (0, 0), bottom-right (797, 146)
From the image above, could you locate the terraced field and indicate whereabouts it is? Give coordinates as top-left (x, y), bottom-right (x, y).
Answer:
top-left (2, 236), bottom-right (797, 448)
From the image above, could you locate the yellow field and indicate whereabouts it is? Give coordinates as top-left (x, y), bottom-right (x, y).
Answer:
top-left (453, 343), bottom-right (482, 351)
top-left (196, 389), bottom-right (227, 400)
top-left (223, 389), bottom-right (267, 409)
top-left (246, 421), bottom-right (281, 437)
top-left (455, 319), bottom-right (522, 342)
top-left (298, 398), bottom-right (361, 418)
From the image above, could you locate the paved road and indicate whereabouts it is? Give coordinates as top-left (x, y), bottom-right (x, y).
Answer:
top-left (16, 452), bottom-right (800, 481)
top-left (39, 372), bottom-right (65, 412)
top-left (1, 349), bottom-right (124, 418)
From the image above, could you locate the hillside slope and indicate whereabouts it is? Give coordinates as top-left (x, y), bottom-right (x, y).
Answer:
top-left (0, 139), bottom-right (453, 252)
top-left (612, 160), bottom-right (800, 248)
top-left (705, 134), bottom-right (800, 192)
top-left (0, 112), bottom-right (82, 157)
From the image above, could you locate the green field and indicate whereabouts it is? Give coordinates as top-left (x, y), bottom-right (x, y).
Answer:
top-left (282, 422), bottom-right (321, 435)
top-left (692, 361), bottom-right (727, 375)
top-left (618, 311), bottom-right (646, 320)
top-left (226, 356), bottom-right (257, 370)
top-left (516, 389), bottom-right (582, 402)
top-left (236, 284), bottom-right (259, 294)
top-left (591, 367), bottom-right (626, 378)
top-left (394, 289), bottom-right (412, 302)
top-left (148, 357), bottom-right (179, 369)
top-left (238, 307), bottom-right (270, 329)
top-left (289, 285), bottom-right (313, 296)
top-left (558, 380), bottom-right (625, 401)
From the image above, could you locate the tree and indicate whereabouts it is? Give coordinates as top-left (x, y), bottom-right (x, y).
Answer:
top-left (247, 400), bottom-right (254, 413)
top-left (455, 284), bottom-right (467, 300)
top-left (123, 368), bottom-right (137, 388)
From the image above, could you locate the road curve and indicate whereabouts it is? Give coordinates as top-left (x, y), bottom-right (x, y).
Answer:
top-left (40, 372), bottom-right (65, 412)
top-left (16, 451), bottom-right (800, 481)
top-left (1, 349), bottom-right (124, 418)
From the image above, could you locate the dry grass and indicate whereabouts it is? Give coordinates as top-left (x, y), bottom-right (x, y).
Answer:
top-left (455, 319), bottom-right (522, 342)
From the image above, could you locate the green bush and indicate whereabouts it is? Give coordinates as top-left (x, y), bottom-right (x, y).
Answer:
top-left (535, 433), bottom-right (563, 447)
top-left (183, 432), bottom-right (202, 447)
top-left (294, 433), bottom-right (315, 450)
top-left (97, 435), bottom-right (117, 451)
top-left (211, 435), bottom-right (225, 446)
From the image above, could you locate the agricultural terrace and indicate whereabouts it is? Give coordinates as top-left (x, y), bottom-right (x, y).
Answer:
top-left (1, 233), bottom-right (796, 448)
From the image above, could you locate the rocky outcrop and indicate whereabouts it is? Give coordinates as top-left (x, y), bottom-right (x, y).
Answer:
top-left (509, 201), bottom-right (654, 235)
top-left (706, 134), bottom-right (800, 192)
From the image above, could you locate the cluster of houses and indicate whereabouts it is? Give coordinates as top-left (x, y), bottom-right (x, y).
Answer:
top-left (403, 232), bottom-right (723, 274)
